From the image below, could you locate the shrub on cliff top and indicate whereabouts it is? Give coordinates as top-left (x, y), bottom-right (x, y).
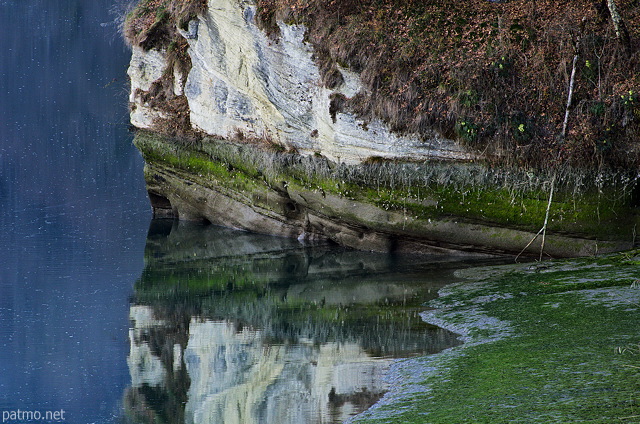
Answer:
top-left (123, 0), bottom-right (206, 49)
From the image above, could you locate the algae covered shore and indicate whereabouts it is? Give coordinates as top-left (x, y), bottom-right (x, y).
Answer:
top-left (352, 250), bottom-right (640, 423)
top-left (133, 130), bottom-right (638, 257)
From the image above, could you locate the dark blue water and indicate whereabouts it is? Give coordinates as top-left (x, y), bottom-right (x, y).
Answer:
top-left (0, 1), bottom-right (151, 422)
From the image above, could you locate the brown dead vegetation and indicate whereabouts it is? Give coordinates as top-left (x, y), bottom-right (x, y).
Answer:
top-left (257, 0), bottom-right (640, 169)
top-left (124, 0), bottom-right (207, 48)
top-left (124, 0), bottom-right (207, 140)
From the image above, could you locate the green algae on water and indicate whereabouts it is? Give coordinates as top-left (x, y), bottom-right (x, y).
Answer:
top-left (353, 251), bottom-right (640, 423)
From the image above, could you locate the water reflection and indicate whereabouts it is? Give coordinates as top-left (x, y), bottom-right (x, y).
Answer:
top-left (124, 221), bottom-right (496, 423)
top-left (127, 309), bottom-right (390, 424)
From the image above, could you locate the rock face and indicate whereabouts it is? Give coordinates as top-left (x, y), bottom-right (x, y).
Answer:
top-left (128, 0), bottom-right (471, 164)
top-left (127, 0), bottom-right (639, 257)
top-left (128, 47), bottom-right (169, 128)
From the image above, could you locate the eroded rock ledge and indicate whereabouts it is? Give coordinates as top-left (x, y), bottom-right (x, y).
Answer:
top-left (134, 131), bottom-right (637, 257)
top-left (127, 0), bottom-right (639, 257)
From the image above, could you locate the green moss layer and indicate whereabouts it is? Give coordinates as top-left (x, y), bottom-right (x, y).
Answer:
top-left (134, 131), bottom-right (638, 256)
top-left (353, 250), bottom-right (640, 423)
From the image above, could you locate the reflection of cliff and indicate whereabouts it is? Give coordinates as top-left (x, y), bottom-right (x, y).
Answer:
top-left (185, 320), bottom-right (389, 424)
top-left (135, 220), bottom-right (473, 357)
top-left (124, 221), bottom-right (493, 423)
top-left (125, 305), bottom-right (191, 424)
top-left (125, 306), bottom-right (390, 424)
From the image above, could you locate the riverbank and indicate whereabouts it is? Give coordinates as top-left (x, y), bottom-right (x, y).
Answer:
top-left (133, 130), bottom-right (637, 257)
top-left (124, 0), bottom-right (639, 257)
top-left (352, 250), bottom-right (640, 423)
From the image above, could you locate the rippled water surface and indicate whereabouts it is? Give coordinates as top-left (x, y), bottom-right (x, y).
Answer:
top-left (0, 2), bottom-right (503, 423)
top-left (0, 1), bottom-right (150, 422)
top-left (125, 221), bottom-right (493, 424)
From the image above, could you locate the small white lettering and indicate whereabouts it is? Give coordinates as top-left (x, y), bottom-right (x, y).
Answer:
top-left (2, 409), bottom-right (66, 423)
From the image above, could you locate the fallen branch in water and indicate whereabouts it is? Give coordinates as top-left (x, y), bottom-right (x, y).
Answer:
top-left (539, 174), bottom-right (556, 261)
top-left (516, 174), bottom-right (556, 262)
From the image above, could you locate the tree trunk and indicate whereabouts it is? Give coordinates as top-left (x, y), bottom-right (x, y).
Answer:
top-left (562, 18), bottom-right (586, 141)
top-left (607, 0), bottom-right (631, 52)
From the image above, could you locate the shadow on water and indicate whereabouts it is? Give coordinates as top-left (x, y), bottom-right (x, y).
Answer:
top-left (124, 220), bottom-right (507, 424)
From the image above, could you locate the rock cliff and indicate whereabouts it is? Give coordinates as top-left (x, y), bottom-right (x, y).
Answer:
top-left (126, 0), bottom-right (639, 257)
top-left (129, 0), bottom-right (471, 164)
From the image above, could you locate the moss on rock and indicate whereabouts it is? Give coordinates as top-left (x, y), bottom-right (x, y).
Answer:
top-left (133, 130), bottom-right (638, 257)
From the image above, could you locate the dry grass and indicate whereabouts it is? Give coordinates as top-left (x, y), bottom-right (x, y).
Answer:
top-left (123, 0), bottom-right (206, 49)
top-left (124, 0), bottom-right (207, 138)
top-left (256, 0), bottom-right (640, 169)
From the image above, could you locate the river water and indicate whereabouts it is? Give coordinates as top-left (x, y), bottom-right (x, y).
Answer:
top-left (0, 2), bottom-right (499, 423)
top-left (0, 0), bottom-right (149, 421)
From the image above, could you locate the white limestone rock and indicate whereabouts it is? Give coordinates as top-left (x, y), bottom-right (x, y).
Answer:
top-left (127, 46), bottom-right (169, 129)
top-left (128, 0), bottom-right (474, 163)
top-left (180, 0), bottom-right (472, 164)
